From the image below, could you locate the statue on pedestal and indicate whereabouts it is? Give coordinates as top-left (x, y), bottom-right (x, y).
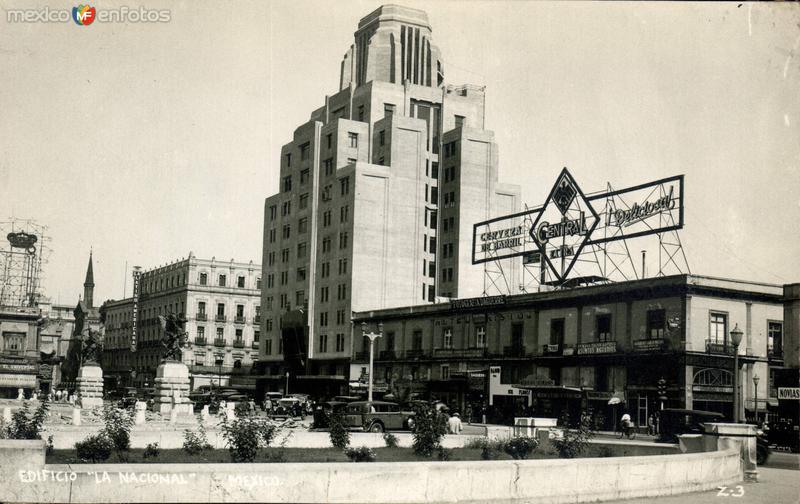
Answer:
top-left (158, 313), bottom-right (188, 362)
top-left (80, 327), bottom-right (104, 366)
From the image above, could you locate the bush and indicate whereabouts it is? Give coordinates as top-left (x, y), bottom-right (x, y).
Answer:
top-left (503, 436), bottom-right (538, 460)
top-left (596, 445), bottom-right (614, 458)
top-left (4, 397), bottom-right (50, 440)
top-left (143, 442), bottom-right (160, 459)
top-left (101, 405), bottom-right (134, 461)
top-left (220, 416), bottom-right (277, 462)
top-left (344, 446), bottom-right (376, 462)
top-left (465, 437), bottom-right (503, 460)
top-left (328, 409), bottom-right (350, 450)
top-left (551, 412), bottom-right (594, 459)
top-left (411, 403), bottom-right (447, 457)
top-left (436, 447), bottom-right (452, 461)
top-left (75, 434), bottom-right (113, 463)
top-left (183, 429), bottom-right (210, 455)
top-left (383, 432), bottom-right (399, 448)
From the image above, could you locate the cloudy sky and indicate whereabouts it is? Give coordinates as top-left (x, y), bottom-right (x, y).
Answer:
top-left (1, 1), bottom-right (798, 305)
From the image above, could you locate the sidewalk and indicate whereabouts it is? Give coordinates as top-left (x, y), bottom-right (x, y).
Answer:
top-left (604, 467), bottom-right (800, 504)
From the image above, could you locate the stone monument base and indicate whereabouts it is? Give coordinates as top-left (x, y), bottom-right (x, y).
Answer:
top-left (152, 360), bottom-right (191, 414)
top-left (76, 364), bottom-right (104, 409)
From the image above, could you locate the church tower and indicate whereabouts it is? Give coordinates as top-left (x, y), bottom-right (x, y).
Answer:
top-left (83, 251), bottom-right (94, 309)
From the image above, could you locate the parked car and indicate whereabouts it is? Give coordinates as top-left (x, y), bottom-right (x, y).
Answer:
top-left (312, 401), bottom-right (348, 429)
top-left (344, 401), bottom-right (415, 433)
top-left (189, 392), bottom-right (219, 414)
top-left (272, 397), bottom-right (302, 419)
top-left (657, 409), bottom-right (726, 443)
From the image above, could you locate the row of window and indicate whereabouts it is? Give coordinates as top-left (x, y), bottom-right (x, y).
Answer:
top-left (197, 301), bottom-right (260, 319)
top-left (195, 326), bottom-right (260, 343)
top-left (319, 333), bottom-right (347, 353)
top-left (319, 309), bottom-right (349, 327)
top-left (197, 272), bottom-right (260, 289)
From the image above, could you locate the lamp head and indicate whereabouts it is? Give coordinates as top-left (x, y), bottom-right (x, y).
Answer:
top-left (361, 322), bottom-right (367, 334)
top-left (730, 323), bottom-right (743, 347)
top-left (378, 322), bottom-right (383, 334)
top-left (753, 374), bottom-right (760, 385)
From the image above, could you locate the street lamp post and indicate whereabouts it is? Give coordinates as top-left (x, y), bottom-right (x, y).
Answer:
top-left (730, 324), bottom-right (743, 423)
top-left (285, 372), bottom-right (290, 395)
top-left (753, 374), bottom-right (760, 426)
top-left (361, 322), bottom-right (383, 401)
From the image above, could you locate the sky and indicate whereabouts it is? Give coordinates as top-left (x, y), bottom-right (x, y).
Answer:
top-left (0, 1), bottom-right (798, 305)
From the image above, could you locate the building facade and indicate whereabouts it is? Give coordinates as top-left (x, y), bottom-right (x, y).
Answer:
top-left (102, 254), bottom-right (261, 391)
top-left (259, 5), bottom-right (520, 395)
top-left (353, 274), bottom-right (788, 427)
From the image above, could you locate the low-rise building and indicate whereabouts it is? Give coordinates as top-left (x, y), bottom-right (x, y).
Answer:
top-left (353, 274), bottom-right (788, 427)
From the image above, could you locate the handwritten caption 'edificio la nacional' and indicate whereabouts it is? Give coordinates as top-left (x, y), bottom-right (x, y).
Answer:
top-left (19, 470), bottom-right (280, 488)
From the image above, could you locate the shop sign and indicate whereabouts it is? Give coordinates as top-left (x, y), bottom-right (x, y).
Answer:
top-left (530, 389), bottom-right (582, 400)
top-left (0, 373), bottom-right (36, 387)
top-left (562, 346), bottom-right (575, 356)
top-left (0, 362), bottom-right (37, 374)
top-left (777, 387), bottom-right (800, 400)
top-left (479, 226), bottom-right (525, 253)
top-left (450, 296), bottom-right (506, 310)
top-left (576, 341), bottom-right (618, 355)
top-left (633, 339), bottom-right (667, 352)
top-left (586, 391), bottom-right (614, 401)
top-left (608, 187), bottom-right (676, 228)
top-left (692, 385), bottom-right (733, 394)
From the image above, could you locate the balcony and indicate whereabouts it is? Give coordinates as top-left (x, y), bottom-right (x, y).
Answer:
top-left (190, 364), bottom-right (233, 374)
top-left (503, 346), bottom-right (527, 358)
top-left (215, 314), bottom-right (226, 322)
top-left (213, 338), bottom-right (225, 347)
top-left (196, 313), bottom-right (208, 321)
top-left (705, 340), bottom-right (735, 355)
top-left (194, 337), bottom-right (208, 346)
top-left (234, 316), bottom-right (246, 324)
top-left (433, 347), bottom-right (488, 359)
top-left (405, 349), bottom-right (427, 359)
top-left (542, 344), bottom-right (562, 356)
top-left (378, 350), bottom-right (397, 360)
top-left (233, 339), bottom-right (245, 348)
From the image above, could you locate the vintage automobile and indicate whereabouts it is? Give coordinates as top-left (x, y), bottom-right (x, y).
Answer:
top-left (312, 400), bottom-right (349, 429)
top-left (271, 397), bottom-right (303, 419)
top-left (344, 400), bottom-right (415, 432)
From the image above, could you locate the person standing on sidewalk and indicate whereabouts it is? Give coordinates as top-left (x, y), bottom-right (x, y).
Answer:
top-left (648, 414), bottom-right (655, 436)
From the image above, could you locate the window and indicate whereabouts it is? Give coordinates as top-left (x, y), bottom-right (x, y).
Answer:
top-left (430, 210), bottom-right (437, 230)
top-left (253, 331), bottom-right (260, 342)
top-left (236, 304), bottom-right (244, 318)
top-left (441, 365), bottom-right (450, 381)
top-left (430, 237), bottom-right (437, 255)
top-left (443, 328), bottom-right (453, 349)
top-left (299, 193), bottom-right (309, 210)
top-left (300, 168), bottom-right (310, 185)
top-left (256, 277), bottom-right (262, 289)
top-left (235, 328), bottom-right (243, 339)
top-left (324, 158), bottom-right (334, 176)
top-left (454, 115), bottom-right (465, 128)
top-left (197, 326), bottom-right (205, 341)
top-left (647, 309), bottom-right (667, 339)
top-left (296, 290), bottom-right (305, 307)
top-left (267, 274), bottom-right (274, 288)
top-left (237, 276), bottom-right (245, 288)
top-left (340, 205), bottom-right (349, 223)
top-left (299, 217), bottom-right (308, 234)
top-left (217, 303), bottom-right (225, 317)
top-left (768, 321), bottom-right (783, 355)
top-left (199, 273), bottom-right (207, 285)
top-left (296, 267), bottom-right (307, 281)
top-left (265, 339), bottom-right (272, 355)
top-left (384, 103), bottom-right (395, 116)
top-left (476, 326), bottom-right (486, 348)
top-left (336, 333), bottom-right (345, 352)
top-left (322, 236), bottom-right (332, 253)
top-left (412, 330), bottom-right (423, 350)
top-left (323, 210), bottom-right (331, 227)
top-left (280, 271), bottom-right (288, 285)
top-left (300, 143), bottom-right (310, 161)
top-left (357, 105), bottom-right (365, 122)
top-left (428, 261), bottom-right (436, 278)
top-left (428, 285), bottom-right (435, 302)
top-left (709, 312), bottom-right (727, 344)
top-left (281, 248), bottom-right (289, 263)
top-left (336, 309), bottom-right (346, 325)
top-left (321, 262), bottom-right (330, 278)
top-left (279, 293), bottom-right (288, 308)
top-left (268, 229), bottom-right (276, 243)
top-left (320, 286), bottom-right (329, 303)
top-left (266, 318), bottom-right (273, 331)
top-left (283, 175), bottom-right (292, 192)
top-left (379, 130), bottom-right (385, 146)
top-left (319, 333), bottom-right (328, 353)
top-left (326, 133), bottom-right (332, 149)
top-left (431, 162), bottom-right (439, 179)
top-left (386, 332), bottom-right (395, 350)
top-left (269, 205), bottom-right (277, 220)
top-left (285, 152), bottom-right (292, 168)
top-left (216, 327), bottom-right (224, 340)
top-left (348, 132), bottom-right (358, 148)
top-left (339, 231), bottom-right (348, 249)
top-left (320, 311), bottom-right (328, 327)
top-left (430, 186), bottom-right (438, 205)
top-left (3, 333), bottom-right (24, 355)
top-left (337, 283), bottom-right (347, 300)
top-left (282, 224), bottom-right (291, 239)
top-left (268, 251), bottom-right (275, 265)
top-left (218, 275), bottom-right (226, 287)
top-left (338, 258), bottom-right (348, 275)
top-left (340, 176), bottom-right (350, 196)
top-left (550, 318), bottom-right (565, 345)
top-left (265, 296), bottom-right (273, 309)
top-left (281, 200), bottom-right (291, 216)
top-left (597, 314), bottom-right (612, 341)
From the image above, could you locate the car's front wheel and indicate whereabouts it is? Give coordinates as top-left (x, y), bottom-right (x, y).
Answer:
top-left (369, 422), bottom-right (385, 433)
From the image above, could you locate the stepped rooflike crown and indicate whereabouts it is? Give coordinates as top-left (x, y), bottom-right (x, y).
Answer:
top-left (340, 4), bottom-right (444, 90)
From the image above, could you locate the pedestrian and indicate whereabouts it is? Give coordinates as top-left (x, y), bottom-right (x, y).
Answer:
top-left (648, 414), bottom-right (655, 436)
top-left (620, 411), bottom-right (632, 435)
top-left (264, 398), bottom-right (273, 415)
top-left (465, 404), bottom-right (473, 425)
top-left (447, 412), bottom-right (463, 435)
top-left (248, 399), bottom-right (255, 415)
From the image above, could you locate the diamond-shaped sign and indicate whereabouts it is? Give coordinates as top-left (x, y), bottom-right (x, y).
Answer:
top-left (529, 168), bottom-right (600, 283)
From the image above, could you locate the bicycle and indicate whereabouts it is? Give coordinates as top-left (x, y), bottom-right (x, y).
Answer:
top-left (617, 424), bottom-right (636, 440)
